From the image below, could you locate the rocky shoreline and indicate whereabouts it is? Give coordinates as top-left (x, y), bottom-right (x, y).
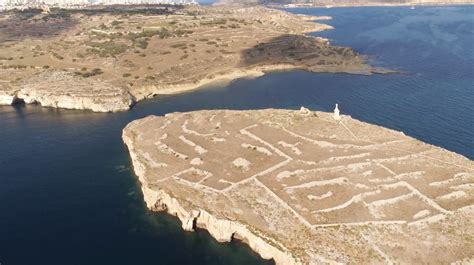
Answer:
top-left (0, 60), bottom-right (382, 112)
top-left (123, 128), bottom-right (301, 264)
top-left (128, 61), bottom-right (384, 101)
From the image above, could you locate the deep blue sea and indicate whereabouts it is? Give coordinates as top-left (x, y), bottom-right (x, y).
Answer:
top-left (1, 6), bottom-right (473, 265)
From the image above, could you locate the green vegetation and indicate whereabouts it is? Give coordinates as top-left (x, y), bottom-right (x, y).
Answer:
top-left (52, 52), bottom-right (64, 60)
top-left (174, 29), bottom-right (193, 37)
top-left (1, 64), bottom-right (28, 69)
top-left (98, 23), bottom-right (109, 30)
top-left (128, 28), bottom-right (172, 40)
top-left (201, 18), bottom-right (227, 26)
top-left (74, 68), bottom-right (103, 78)
top-left (220, 50), bottom-right (234, 55)
top-left (135, 39), bottom-right (149, 49)
top-left (87, 41), bottom-right (129, 57)
top-left (170, 43), bottom-right (187, 49)
top-left (43, 9), bottom-right (72, 20)
top-left (111, 20), bottom-right (123, 26)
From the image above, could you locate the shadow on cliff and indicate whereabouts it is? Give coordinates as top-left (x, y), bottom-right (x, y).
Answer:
top-left (238, 34), bottom-right (359, 68)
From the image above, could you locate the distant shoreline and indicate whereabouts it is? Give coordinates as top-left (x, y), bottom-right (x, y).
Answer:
top-left (273, 2), bottom-right (474, 8)
top-left (131, 62), bottom-right (388, 100)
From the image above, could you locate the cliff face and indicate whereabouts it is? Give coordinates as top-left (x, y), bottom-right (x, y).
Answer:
top-left (0, 71), bottom-right (133, 112)
top-left (123, 120), bottom-right (305, 265)
top-left (0, 83), bottom-right (19, 105)
top-left (122, 108), bottom-right (474, 264)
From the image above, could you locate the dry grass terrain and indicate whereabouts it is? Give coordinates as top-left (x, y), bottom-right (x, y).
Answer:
top-left (123, 108), bottom-right (474, 264)
top-left (0, 5), bottom-right (377, 111)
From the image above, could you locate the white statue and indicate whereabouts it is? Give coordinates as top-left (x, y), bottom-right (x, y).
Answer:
top-left (333, 103), bottom-right (340, 121)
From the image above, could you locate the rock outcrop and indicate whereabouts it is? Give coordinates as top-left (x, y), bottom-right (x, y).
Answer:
top-left (1, 71), bottom-right (133, 112)
top-left (123, 109), bottom-right (474, 264)
top-left (0, 83), bottom-right (19, 105)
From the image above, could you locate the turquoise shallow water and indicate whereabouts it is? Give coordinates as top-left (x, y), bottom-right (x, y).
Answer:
top-left (0, 6), bottom-right (473, 265)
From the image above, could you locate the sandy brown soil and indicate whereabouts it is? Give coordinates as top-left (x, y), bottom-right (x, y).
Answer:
top-left (123, 108), bottom-right (474, 264)
top-left (0, 5), bottom-right (379, 111)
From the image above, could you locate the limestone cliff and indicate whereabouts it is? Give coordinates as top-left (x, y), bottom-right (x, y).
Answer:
top-left (0, 71), bottom-right (133, 112)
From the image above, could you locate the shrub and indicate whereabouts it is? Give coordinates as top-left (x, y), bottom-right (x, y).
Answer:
top-left (75, 68), bottom-right (103, 78)
top-left (87, 42), bottom-right (128, 57)
top-left (201, 19), bottom-right (227, 26)
top-left (170, 43), bottom-right (186, 49)
top-left (111, 20), bottom-right (123, 26)
top-left (128, 28), bottom-right (172, 40)
top-left (135, 39), bottom-right (148, 49)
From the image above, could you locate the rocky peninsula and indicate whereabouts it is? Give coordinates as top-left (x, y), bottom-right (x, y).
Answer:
top-left (0, 5), bottom-right (378, 112)
top-left (123, 108), bottom-right (474, 264)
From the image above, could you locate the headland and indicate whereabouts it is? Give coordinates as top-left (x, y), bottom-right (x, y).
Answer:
top-left (0, 5), bottom-right (381, 112)
top-left (123, 108), bottom-right (474, 264)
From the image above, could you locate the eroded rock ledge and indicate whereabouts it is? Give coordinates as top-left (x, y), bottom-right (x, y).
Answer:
top-left (0, 71), bottom-right (132, 112)
top-left (123, 109), bottom-right (474, 264)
